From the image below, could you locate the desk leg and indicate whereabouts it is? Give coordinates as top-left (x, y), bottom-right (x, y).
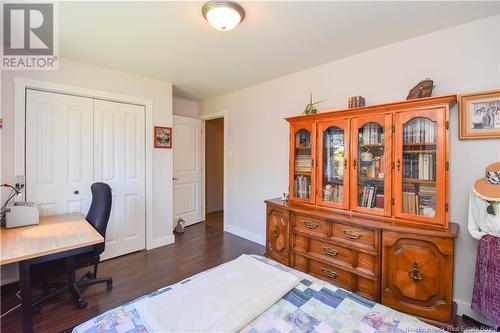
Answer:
top-left (19, 260), bottom-right (33, 333)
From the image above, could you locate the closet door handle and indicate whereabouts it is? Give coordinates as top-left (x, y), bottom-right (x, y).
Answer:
top-left (396, 159), bottom-right (401, 171)
top-left (353, 159), bottom-right (357, 169)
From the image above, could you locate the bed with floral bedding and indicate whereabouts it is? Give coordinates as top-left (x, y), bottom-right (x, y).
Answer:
top-left (73, 255), bottom-right (442, 333)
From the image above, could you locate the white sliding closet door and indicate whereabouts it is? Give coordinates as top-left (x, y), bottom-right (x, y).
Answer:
top-left (93, 100), bottom-right (146, 259)
top-left (26, 89), bottom-right (94, 216)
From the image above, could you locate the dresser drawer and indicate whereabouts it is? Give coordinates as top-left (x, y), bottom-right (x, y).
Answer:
top-left (309, 259), bottom-right (355, 291)
top-left (309, 239), bottom-right (354, 266)
top-left (331, 221), bottom-right (376, 251)
top-left (294, 214), bottom-right (329, 237)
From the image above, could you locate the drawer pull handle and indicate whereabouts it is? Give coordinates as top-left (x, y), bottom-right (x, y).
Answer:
top-left (320, 246), bottom-right (338, 256)
top-left (342, 229), bottom-right (361, 239)
top-left (304, 221), bottom-right (319, 229)
top-left (273, 226), bottom-right (279, 238)
top-left (408, 262), bottom-right (423, 281)
top-left (320, 268), bottom-right (337, 279)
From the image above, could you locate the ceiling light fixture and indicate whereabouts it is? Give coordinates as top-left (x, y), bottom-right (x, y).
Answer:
top-left (202, 1), bottom-right (245, 31)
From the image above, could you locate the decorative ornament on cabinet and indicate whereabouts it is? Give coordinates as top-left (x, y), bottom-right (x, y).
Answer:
top-left (406, 78), bottom-right (434, 100)
top-left (348, 96), bottom-right (366, 108)
top-left (302, 93), bottom-right (326, 115)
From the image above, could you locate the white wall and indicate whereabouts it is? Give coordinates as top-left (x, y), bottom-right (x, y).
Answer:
top-left (1, 58), bottom-right (174, 284)
top-left (201, 15), bottom-right (500, 321)
top-left (173, 97), bottom-right (200, 118)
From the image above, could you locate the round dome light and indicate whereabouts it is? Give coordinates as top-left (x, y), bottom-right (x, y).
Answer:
top-left (202, 1), bottom-right (245, 31)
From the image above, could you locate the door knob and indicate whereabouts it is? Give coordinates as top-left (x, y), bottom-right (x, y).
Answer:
top-left (74, 190), bottom-right (79, 195)
top-left (173, 177), bottom-right (179, 181)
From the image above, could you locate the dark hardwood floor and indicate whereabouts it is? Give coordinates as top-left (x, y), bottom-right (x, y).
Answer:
top-left (205, 210), bottom-right (223, 230)
top-left (1, 222), bottom-right (493, 333)
top-left (0, 223), bottom-right (264, 333)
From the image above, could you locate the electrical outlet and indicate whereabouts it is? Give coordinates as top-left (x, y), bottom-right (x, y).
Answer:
top-left (15, 175), bottom-right (25, 186)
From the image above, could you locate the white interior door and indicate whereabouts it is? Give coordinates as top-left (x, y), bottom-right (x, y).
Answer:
top-left (26, 89), bottom-right (94, 216)
top-left (94, 100), bottom-right (146, 259)
top-left (173, 115), bottom-right (203, 227)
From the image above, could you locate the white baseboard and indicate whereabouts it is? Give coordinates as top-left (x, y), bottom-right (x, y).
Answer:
top-left (147, 234), bottom-right (175, 250)
top-left (224, 223), bottom-right (265, 245)
top-left (455, 299), bottom-right (496, 327)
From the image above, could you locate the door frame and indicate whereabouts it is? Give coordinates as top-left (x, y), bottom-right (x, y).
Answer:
top-left (13, 78), bottom-right (157, 250)
top-left (200, 111), bottom-right (228, 229)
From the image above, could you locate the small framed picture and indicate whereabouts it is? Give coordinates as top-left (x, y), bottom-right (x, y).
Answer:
top-left (459, 90), bottom-right (500, 140)
top-left (154, 126), bottom-right (172, 148)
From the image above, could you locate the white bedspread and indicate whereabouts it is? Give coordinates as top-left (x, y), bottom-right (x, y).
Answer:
top-left (135, 254), bottom-right (299, 333)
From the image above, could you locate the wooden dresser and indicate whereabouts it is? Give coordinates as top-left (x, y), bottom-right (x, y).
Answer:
top-left (265, 95), bottom-right (459, 326)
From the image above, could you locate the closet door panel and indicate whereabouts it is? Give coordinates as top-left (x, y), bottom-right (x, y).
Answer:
top-left (26, 89), bottom-right (94, 217)
top-left (94, 100), bottom-right (146, 259)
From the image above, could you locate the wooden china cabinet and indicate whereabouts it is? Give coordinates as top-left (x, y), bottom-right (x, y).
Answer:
top-left (265, 95), bottom-right (459, 326)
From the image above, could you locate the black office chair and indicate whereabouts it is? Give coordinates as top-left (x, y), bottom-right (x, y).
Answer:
top-left (32, 182), bottom-right (113, 310)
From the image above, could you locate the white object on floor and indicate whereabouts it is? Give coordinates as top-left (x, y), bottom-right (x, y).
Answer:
top-left (135, 254), bottom-right (299, 333)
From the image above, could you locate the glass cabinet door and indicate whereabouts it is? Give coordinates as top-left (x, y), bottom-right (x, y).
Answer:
top-left (317, 120), bottom-right (349, 209)
top-left (351, 115), bottom-right (392, 216)
top-left (394, 110), bottom-right (446, 225)
top-left (290, 123), bottom-right (316, 203)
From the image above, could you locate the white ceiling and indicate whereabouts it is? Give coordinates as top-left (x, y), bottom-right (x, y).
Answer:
top-left (59, 1), bottom-right (499, 100)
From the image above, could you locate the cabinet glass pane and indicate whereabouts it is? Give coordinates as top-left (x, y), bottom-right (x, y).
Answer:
top-left (322, 126), bottom-right (344, 203)
top-left (357, 122), bottom-right (385, 209)
top-left (401, 118), bottom-right (437, 217)
top-left (294, 129), bottom-right (311, 199)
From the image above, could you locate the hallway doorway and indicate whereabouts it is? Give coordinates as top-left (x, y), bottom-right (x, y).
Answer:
top-left (205, 117), bottom-right (224, 230)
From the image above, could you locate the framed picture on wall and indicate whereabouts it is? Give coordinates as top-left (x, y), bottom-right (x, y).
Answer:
top-left (154, 126), bottom-right (172, 148)
top-left (459, 90), bottom-right (500, 140)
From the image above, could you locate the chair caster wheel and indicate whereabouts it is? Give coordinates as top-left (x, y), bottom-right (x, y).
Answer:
top-left (77, 300), bottom-right (88, 309)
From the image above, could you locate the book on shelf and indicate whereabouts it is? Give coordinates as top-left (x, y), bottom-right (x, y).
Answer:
top-left (403, 118), bottom-right (436, 144)
top-left (358, 185), bottom-right (378, 208)
top-left (294, 175), bottom-right (310, 199)
top-left (418, 185), bottom-right (436, 216)
top-left (401, 184), bottom-right (436, 216)
top-left (295, 154), bottom-right (312, 172)
top-left (403, 153), bottom-right (435, 181)
top-left (375, 194), bottom-right (384, 209)
top-left (361, 123), bottom-right (383, 145)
